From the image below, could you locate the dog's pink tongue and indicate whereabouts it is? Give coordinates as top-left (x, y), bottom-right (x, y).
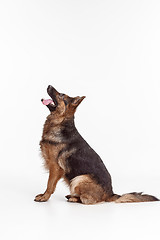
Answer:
top-left (42, 99), bottom-right (53, 105)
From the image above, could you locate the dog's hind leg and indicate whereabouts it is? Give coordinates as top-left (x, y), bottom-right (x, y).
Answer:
top-left (34, 163), bottom-right (64, 202)
top-left (69, 175), bottom-right (108, 205)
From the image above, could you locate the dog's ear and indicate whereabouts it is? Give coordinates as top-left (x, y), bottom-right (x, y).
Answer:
top-left (72, 96), bottom-right (85, 108)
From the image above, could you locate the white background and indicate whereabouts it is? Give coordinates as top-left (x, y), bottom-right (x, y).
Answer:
top-left (0, 0), bottom-right (160, 239)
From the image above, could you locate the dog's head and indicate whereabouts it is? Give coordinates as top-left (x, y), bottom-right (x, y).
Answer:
top-left (41, 85), bottom-right (85, 121)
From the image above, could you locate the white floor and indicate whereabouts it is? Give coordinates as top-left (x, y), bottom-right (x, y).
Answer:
top-left (1, 173), bottom-right (159, 240)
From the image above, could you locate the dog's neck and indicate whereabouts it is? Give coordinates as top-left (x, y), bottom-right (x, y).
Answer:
top-left (42, 115), bottom-right (79, 143)
top-left (62, 117), bottom-right (75, 129)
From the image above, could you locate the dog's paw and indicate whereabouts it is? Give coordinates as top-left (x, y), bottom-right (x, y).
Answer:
top-left (65, 195), bottom-right (72, 199)
top-left (65, 195), bottom-right (81, 203)
top-left (34, 193), bottom-right (50, 202)
top-left (68, 197), bottom-right (80, 203)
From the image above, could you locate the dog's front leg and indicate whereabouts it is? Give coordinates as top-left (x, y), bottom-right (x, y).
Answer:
top-left (34, 163), bottom-right (64, 202)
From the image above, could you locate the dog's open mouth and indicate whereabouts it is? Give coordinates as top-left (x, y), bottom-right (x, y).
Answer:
top-left (41, 99), bottom-right (54, 106)
top-left (41, 85), bottom-right (59, 111)
top-left (41, 98), bottom-right (57, 112)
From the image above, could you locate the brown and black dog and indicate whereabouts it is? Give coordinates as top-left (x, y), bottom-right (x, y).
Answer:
top-left (34, 85), bottom-right (159, 204)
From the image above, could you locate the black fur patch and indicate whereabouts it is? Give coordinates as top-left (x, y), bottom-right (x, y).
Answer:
top-left (61, 118), bottom-right (113, 194)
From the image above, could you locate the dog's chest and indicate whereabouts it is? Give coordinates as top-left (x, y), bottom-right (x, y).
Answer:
top-left (40, 141), bottom-right (66, 168)
top-left (40, 125), bottom-right (66, 167)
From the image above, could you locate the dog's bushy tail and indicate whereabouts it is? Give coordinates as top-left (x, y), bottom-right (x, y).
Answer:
top-left (109, 192), bottom-right (159, 203)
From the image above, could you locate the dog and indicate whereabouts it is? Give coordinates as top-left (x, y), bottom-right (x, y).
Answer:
top-left (34, 85), bottom-right (159, 204)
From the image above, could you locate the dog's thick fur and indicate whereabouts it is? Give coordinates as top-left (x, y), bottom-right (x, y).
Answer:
top-left (34, 85), bottom-right (159, 204)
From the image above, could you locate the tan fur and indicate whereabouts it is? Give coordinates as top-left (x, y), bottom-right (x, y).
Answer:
top-left (70, 175), bottom-right (91, 195)
top-left (68, 197), bottom-right (80, 203)
top-left (70, 175), bottom-right (108, 204)
top-left (58, 148), bottom-right (76, 172)
top-left (115, 194), bottom-right (140, 203)
top-left (42, 120), bottom-right (63, 142)
top-left (40, 141), bottom-right (66, 170)
top-left (35, 162), bottom-right (64, 202)
top-left (115, 193), bottom-right (158, 203)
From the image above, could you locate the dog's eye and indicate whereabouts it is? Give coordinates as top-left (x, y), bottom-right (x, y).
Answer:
top-left (59, 93), bottom-right (68, 105)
